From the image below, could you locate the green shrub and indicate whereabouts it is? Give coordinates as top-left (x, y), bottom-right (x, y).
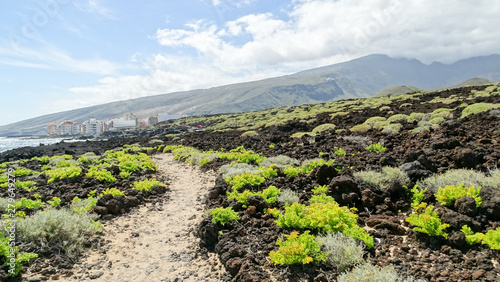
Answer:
top-left (349, 124), bottom-right (371, 134)
top-left (31, 156), bottom-right (50, 164)
top-left (291, 132), bottom-right (315, 139)
top-left (45, 166), bottom-right (82, 183)
top-left (269, 231), bottom-right (327, 265)
top-left (86, 166), bottom-right (116, 183)
top-left (364, 116), bottom-right (387, 124)
top-left (461, 103), bottom-right (500, 118)
top-left (365, 143), bottom-right (386, 153)
top-left (120, 171), bottom-right (131, 179)
top-left (435, 184), bottom-right (481, 207)
top-left (17, 208), bottom-right (101, 257)
top-left (316, 233), bottom-right (364, 271)
top-left (312, 124), bottom-right (336, 135)
top-left (100, 188), bottom-right (125, 197)
top-left (387, 114), bottom-right (409, 123)
top-left (461, 225), bottom-right (500, 250)
top-left (334, 148), bottom-right (347, 156)
top-left (14, 180), bottom-right (37, 192)
top-left (406, 205), bottom-right (449, 238)
top-left (228, 186), bottom-right (281, 207)
top-left (210, 207), bottom-right (240, 226)
top-left (47, 197), bottom-right (61, 207)
top-left (277, 189), bottom-right (300, 205)
top-left (133, 178), bottom-right (166, 192)
top-left (225, 173), bottom-right (266, 191)
top-left (13, 198), bottom-right (44, 210)
top-left (71, 194), bottom-right (98, 214)
top-left (0, 232), bottom-right (38, 277)
top-left (312, 185), bottom-right (328, 195)
top-left (309, 194), bottom-right (335, 204)
top-left (275, 202), bottom-right (373, 248)
top-left (12, 168), bottom-right (32, 177)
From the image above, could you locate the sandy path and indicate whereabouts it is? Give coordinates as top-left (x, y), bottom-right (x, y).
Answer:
top-left (61, 154), bottom-right (228, 281)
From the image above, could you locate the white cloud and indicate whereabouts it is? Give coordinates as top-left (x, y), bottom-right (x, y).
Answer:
top-left (59, 0), bottom-right (500, 111)
top-left (0, 44), bottom-right (118, 75)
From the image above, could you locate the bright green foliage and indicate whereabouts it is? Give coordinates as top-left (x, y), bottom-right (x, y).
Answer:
top-left (216, 146), bottom-right (266, 164)
top-left (133, 178), bottom-right (166, 192)
top-left (14, 180), bottom-right (37, 192)
top-left (120, 171), bottom-right (131, 179)
top-left (228, 186), bottom-right (281, 207)
top-left (0, 232), bottom-right (38, 277)
top-left (309, 194), bottom-right (335, 204)
top-left (481, 227), bottom-right (500, 250)
top-left (47, 197), bottom-right (61, 207)
top-left (409, 185), bottom-right (428, 212)
top-left (266, 208), bottom-right (282, 218)
top-left (334, 148), bottom-right (347, 156)
top-left (86, 166), bottom-right (116, 183)
top-left (0, 175), bottom-right (7, 184)
top-left (78, 156), bottom-right (89, 163)
top-left (461, 225), bottom-right (500, 250)
top-left (225, 173), bottom-right (266, 191)
top-left (56, 160), bottom-right (75, 168)
top-left (284, 159), bottom-right (336, 177)
top-left (365, 143), bottom-right (386, 153)
top-left (275, 202), bottom-right (373, 248)
top-left (269, 231), bottom-right (327, 265)
top-left (261, 186), bottom-right (281, 204)
top-left (104, 149), bottom-right (158, 174)
top-left (435, 184), bottom-right (482, 207)
top-left (461, 225), bottom-right (485, 245)
top-left (13, 198), bottom-right (44, 210)
top-left (100, 188), bottom-right (125, 197)
top-left (45, 166), bottom-right (82, 183)
top-left (461, 103), bottom-right (500, 118)
top-left (163, 145), bottom-right (183, 153)
top-left (13, 168), bottom-right (32, 177)
top-left (406, 205), bottom-right (449, 238)
top-left (51, 154), bottom-right (73, 160)
top-left (210, 207), bottom-right (240, 226)
top-left (71, 194), bottom-right (97, 214)
top-left (312, 123), bottom-right (336, 135)
top-left (312, 185), bottom-right (328, 195)
top-left (31, 156), bottom-right (50, 164)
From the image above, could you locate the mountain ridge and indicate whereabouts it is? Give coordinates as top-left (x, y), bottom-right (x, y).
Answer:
top-left (2, 54), bottom-right (500, 136)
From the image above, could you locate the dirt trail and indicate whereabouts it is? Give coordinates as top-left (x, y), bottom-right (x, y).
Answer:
top-left (61, 154), bottom-right (228, 281)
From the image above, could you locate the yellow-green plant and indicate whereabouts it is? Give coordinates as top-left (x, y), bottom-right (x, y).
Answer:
top-left (45, 166), bottom-right (82, 183)
top-left (210, 207), bottom-right (240, 226)
top-left (0, 232), bottom-right (38, 277)
top-left (435, 184), bottom-right (481, 207)
top-left (86, 166), bottom-right (116, 183)
top-left (269, 231), bottom-right (327, 265)
top-left (100, 188), bottom-right (125, 197)
top-left (47, 197), bottom-right (61, 207)
top-left (133, 178), bottom-right (166, 192)
top-left (365, 143), bottom-right (386, 153)
top-left (461, 225), bottom-right (500, 250)
top-left (275, 202), bottom-right (373, 248)
top-left (406, 205), bottom-right (449, 238)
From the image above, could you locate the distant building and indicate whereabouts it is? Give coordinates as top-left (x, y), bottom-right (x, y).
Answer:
top-left (47, 122), bottom-right (59, 136)
top-left (107, 113), bottom-right (138, 131)
top-left (82, 118), bottom-right (105, 135)
top-left (57, 121), bottom-right (80, 136)
top-left (148, 115), bottom-right (159, 125)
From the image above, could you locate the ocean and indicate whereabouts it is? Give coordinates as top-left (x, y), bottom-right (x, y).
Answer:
top-left (0, 137), bottom-right (67, 153)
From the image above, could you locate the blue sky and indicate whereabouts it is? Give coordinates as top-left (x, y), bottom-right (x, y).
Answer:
top-left (1, 0), bottom-right (499, 126)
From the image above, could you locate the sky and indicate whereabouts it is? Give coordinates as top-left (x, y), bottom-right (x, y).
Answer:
top-left (1, 0), bottom-right (499, 126)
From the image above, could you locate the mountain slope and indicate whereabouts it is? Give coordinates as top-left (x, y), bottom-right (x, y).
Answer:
top-left (2, 54), bottom-right (500, 136)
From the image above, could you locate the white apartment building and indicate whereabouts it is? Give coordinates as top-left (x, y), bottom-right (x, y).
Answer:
top-left (82, 118), bottom-right (105, 135)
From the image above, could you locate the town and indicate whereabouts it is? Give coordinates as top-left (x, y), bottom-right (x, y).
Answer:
top-left (46, 113), bottom-right (182, 136)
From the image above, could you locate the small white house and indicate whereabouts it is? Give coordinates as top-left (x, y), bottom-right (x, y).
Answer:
top-left (57, 121), bottom-right (80, 136)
